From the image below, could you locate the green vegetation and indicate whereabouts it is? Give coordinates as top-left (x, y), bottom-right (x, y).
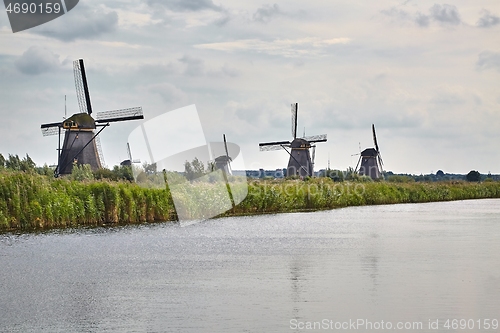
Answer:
top-left (1, 168), bottom-right (500, 232)
top-left (228, 178), bottom-right (500, 216)
top-left (0, 169), bottom-right (175, 231)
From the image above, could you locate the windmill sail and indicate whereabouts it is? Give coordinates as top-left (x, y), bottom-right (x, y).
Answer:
top-left (304, 134), bottom-right (327, 143)
top-left (259, 140), bottom-right (291, 151)
top-left (73, 59), bottom-right (93, 115)
top-left (223, 134), bottom-right (231, 161)
top-left (96, 107), bottom-right (144, 123)
top-left (41, 121), bottom-right (63, 136)
top-left (291, 103), bottom-right (298, 139)
top-left (372, 124), bottom-right (379, 152)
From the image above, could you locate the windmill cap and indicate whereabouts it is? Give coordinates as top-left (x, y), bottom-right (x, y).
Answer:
top-left (361, 148), bottom-right (378, 156)
top-left (290, 138), bottom-right (311, 148)
top-left (64, 113), bottom-right (96, 130)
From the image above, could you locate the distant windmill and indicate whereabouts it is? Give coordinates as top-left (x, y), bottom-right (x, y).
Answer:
top-left (40, 59), bottom-right (144, 177)
top-left (355, 124), bottom-right (384, 179)
top-left (121, 142), bottom-right (142, 166)
top-left (259, 103), bottom-right (327, 177)
top-left (214, 134), bottom-right (232, 175)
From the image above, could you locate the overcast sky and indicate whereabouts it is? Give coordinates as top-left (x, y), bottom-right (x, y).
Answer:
top-left (0, 0), bottom-right (499, 174)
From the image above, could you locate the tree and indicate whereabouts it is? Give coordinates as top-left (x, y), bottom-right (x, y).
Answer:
top-left (184, 157), bottom-right (206, 181)
top-left (466, 170), bottom-right (481, 182)
top-left (5, 154), bottom-right (21, 171)
top-left (0, 153), bottom-right (4, 169)
top-left (19, 154), bottom-right (36, 172)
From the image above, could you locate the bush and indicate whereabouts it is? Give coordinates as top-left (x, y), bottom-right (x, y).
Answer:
top-left (70, 164), bottom-right (94, 181)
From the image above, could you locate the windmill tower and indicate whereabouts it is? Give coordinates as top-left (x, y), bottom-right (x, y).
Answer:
top-left (40, 59), bottom-right (144, 177)
top-left (214, 134), bottom-right (232, 175)
top-left (355, 124), bottom-right (384, 179)
top-left (259, 103), bottom-right (327, 177)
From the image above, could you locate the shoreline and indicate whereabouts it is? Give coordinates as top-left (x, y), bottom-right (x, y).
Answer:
top-left (2, 171), bottom-right (500, 233)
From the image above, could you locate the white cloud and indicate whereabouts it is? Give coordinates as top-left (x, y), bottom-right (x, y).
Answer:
top-left (30, 3), bottom-right (118, 42)
top-left (476, 51), bottom-right (500, 72)
top-left (253, 4), bottom-right (282, 23)
top-left (195, 37), bottom-right (351, 57)
top-left (148, 83), bottom-right (188, 104)
top-left (15, 46), bottom-right (61, 75)
top-left (476, 9), bottom-right (500, 28)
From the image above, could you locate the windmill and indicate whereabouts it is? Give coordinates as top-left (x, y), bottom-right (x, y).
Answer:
top-left (40, 59), bottom-right (144, 177)
top-left (259, 103), bottom-right (327, 177)
top-left (355, 124), bottom-right (384, 179)
top-left (214, 134), bottom-right (232, 175)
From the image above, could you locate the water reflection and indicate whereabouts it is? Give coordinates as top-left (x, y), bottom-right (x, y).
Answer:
top-left (0, 199), bottom-right (499, 332)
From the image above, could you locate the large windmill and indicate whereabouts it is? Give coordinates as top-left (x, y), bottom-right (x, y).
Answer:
top-left (41, 59), bottom-right (144, 177)
top-left (355, 124), bottom-right (384, 179)
top-left (259, 103), bottom-right (327, 177)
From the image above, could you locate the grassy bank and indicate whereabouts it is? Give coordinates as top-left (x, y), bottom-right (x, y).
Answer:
top-left (231, 179), bottom-right (500, 215)
top-left (1, 171), bottom-right (500, 232)
top-left (0, 170), bottom-right (175, 231)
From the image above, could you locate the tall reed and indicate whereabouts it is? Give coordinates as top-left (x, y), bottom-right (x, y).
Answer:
top-left (1, 171), bottom-right (500, 232)
top-left (0, 170), bottom-right (175, 231)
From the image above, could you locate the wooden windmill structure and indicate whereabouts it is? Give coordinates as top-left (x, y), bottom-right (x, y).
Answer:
top-left (40, 59), bottom-right (144, 177)
top-left (355, 124), bottom-right (384, 179)
top-left (259, 103), bottom-right (327, 177)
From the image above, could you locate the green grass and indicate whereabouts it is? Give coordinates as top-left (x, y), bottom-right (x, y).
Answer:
top-left (1, 171), bottom-right (500, 232)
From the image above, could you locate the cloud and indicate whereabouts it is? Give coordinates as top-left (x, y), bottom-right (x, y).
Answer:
top-left (381, 7), bottom-right (411, 21)
top-left (476, 10), bottom-right (500, 28)
top-left (15, 46), bottom-right (61, 75)
top-left (31, 4), bottom-right (118, 42)
top-left (415, 13), bottom-right (430, 27)
top-left (382, 4), bottom-right (462, 27)
top-left (149, 83), bottom-right (187, 103)
top-left (429, 4), bottom-right (461, 25)
top-left (476, 51), bottom-right (500, 72)
top-left (145, 0), bottom-right (222, 12)
top-left (195, 37), bottom-right (351, 57)
top-left (178, 55), bottom-right (205, 76)
top-left (253, 4), bottom-right (282, 23)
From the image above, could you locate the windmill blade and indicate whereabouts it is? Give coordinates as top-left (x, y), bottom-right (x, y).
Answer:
top-left (95, 134), bottom-right (106, 168)
top-left (127, 142), bottom-right (132, 161)
top-left (378, 152), bottom-right (384, 168)
top-left (96, 107), bottom-right (144, 123)
top-left (73, 59), bottom-right (93, 115)
top-left (223, 134), bottom-right (231, 160)
top-left (291, 103), bottom-right (298, 139)
top-left (311, 145), bottom-right (316, 165)
top-left (259, 140), bottom-right (291, 151)
top-left (372, 124), bottom-right (379, 152)
top-left (41, 127), bottom-right (61, 136)
top-left (40, 122), bottom-right (63, 136)
top-left (304, 134), bottom-right (327, 143)
top-left (355, 155), bottom-right (362, 172)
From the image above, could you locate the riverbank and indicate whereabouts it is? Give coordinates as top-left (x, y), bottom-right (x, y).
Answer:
top-left (1, 171), bottom-right (500, 232)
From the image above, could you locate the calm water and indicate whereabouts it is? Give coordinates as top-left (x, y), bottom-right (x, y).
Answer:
top-left (0, 199), bottom-right (499, 333)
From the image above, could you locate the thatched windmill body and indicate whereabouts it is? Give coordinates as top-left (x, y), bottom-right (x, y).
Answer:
top-left (41, 59), bottom-right (144, 177)
top-left (355, 124), bottom-right (384, 179)
top-left (259, 103), bottom-right (327, 177)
